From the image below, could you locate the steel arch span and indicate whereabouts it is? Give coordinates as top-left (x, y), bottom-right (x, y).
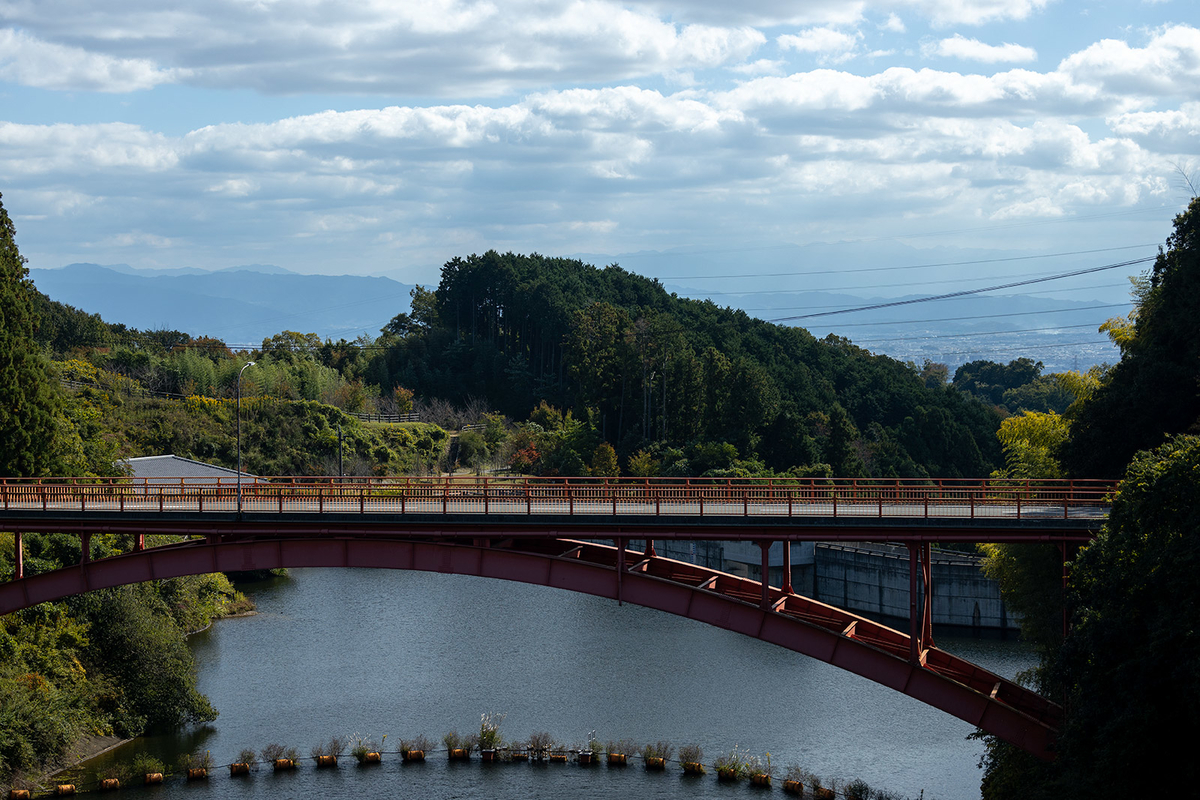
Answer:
top-left (0, 535), bottom-right (1061, 760)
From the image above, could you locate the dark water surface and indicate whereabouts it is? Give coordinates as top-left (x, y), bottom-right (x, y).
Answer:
top-left (76, 569), bottom-right (1036, 798)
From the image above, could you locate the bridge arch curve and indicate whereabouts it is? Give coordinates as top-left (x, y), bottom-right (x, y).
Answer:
top-left (0, 535), bottom-right (1059, 759)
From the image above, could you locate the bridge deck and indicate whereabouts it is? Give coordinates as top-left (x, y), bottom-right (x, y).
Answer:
top-left (0, 476), bottom-right (1113, 542)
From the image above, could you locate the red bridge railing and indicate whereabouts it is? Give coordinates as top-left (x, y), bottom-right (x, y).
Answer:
top-left (0, 476), bottom-right (1116, 520)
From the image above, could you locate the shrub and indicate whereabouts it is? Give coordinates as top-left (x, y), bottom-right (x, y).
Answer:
top-left (678, 743), bottom-right (703, 765)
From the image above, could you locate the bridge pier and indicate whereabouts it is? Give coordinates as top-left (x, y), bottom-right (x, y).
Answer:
top-left (81, 533), bottom-right (91, 564)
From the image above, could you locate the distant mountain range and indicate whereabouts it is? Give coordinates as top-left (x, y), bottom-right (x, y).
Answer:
top-left (30, 263), bottom-right (414, 346)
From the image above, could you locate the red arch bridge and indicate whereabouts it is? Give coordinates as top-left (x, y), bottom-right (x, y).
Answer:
top-left (0, 476), bottom-right (1114, 761)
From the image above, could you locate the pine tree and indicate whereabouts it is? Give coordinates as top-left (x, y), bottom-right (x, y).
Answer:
top-left (0, 192), bottom-right (60, 476)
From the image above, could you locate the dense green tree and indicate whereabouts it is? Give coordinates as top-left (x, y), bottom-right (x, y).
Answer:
top-left (1049, 434), bottom-right (1200, 796)
top-left (953, 358), bottom-right (1043, 407)
top-left (0, 194), bottom-right (61, 476)
top-left (1061, 198), bottom-right (1200, 476)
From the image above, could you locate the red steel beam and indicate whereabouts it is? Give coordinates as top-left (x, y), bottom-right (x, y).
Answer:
top-left (0, 535), bottom-right (1062, 760)
top-left (0, 513), bottom-right (1104, 544)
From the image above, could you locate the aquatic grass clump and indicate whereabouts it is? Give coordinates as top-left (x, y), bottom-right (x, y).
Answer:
top-left (845, 777), bottom-right (875, 799)
top-left (714, 745), bottom-right (750, 781)
top-left (679, 743), bottom-right (705, 774)
top-left (401, 734), bottom-right (433, 761)
top-left (443, 730), bottom-right (476, 759)
top-left (747, 752), bottom-right (773, 787)
top-left (641, 741), bottom-right (673, 769)
top-left (478, 712), bottom-right (506, 751)
top-left (527, 731), bottom-right (554, 761)
top-left (350, 735), bottom-right (382, 764)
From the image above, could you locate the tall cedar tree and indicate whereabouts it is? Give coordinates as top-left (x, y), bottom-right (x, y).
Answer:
top-left (1060, 196), bottom-right (1200, 476)
top-left (0, 193), bottom-right (60, 476)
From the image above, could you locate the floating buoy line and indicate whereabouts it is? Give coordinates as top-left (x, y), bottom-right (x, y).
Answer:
top-left (7, 724), bottom-right (914, 800)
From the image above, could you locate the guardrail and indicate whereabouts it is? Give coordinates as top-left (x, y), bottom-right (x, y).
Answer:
top-left (0, 477), bottom-right (1116, 520)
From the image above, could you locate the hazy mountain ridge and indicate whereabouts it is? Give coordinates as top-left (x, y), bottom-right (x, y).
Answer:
top-left (30, 263), bottom-right (414, 345)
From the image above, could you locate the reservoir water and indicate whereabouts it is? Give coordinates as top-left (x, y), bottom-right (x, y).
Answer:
top-left (77, 568), bottom-right (1036, 798)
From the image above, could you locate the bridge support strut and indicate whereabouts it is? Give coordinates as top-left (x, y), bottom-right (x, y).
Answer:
top-left (781, 541), bottom-right (793, 595)
top-left (908, 542), bottom-right (935, 664)
top-left (759, 540), bottom-right (771, 609)
top-left (13, 531), bottom-right (21, 580)
top-left (616, 537), bottom-right (625, 606)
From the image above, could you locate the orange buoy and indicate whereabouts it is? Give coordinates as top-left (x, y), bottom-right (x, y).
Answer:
top-left (144, 773), bottom-right (164, 785)
top-left (230, 762), bottom-right (250, 776)
top-left (607, 753), bottom-right (627, 766)
top-left (783, 779), bottom-right (804, 795)
top-left (402, 750), bottom-right (425, 763)
top-left (682, 762), bottom-right (705, 775)
top-left (54, 786), bottom-right (75, 797)
top-left (273, 758), bottom-right (297, 771)
top-left (645, 756), bottom-right (666, 770)
top-left (9, 790), bottom-right (32, 800)
top-left (187, 768), bottom-right (208, 780)
top-left (99, 778), bottom-right (120, 791)
top-left (315, 755), bottom-right (337, 768)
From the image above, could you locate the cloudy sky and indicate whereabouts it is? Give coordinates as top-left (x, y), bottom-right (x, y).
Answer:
top-left (1, 0), bottom-right (1197, 303)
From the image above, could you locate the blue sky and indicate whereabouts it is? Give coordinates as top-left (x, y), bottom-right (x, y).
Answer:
top-left (1, 0), bottom-right (1197, 304)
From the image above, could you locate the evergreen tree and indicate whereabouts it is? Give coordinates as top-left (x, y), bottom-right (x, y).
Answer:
top-left (1060, 197), bottom-right (1200, 476)
top-left (0, 193), bottom-right (60, 476)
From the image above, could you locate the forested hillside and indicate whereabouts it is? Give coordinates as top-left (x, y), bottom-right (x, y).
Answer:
top-left (367, 252), bottom-right (1004, 477)
top-left (1, 194), bottom-right (250, 791)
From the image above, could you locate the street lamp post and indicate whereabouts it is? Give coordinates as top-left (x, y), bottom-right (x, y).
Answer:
top-left (237, 361), bottom-right (256, 513)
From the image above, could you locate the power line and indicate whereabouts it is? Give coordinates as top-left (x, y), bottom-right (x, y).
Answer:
top-left (896, 340), bottom-right (1119, 358)
top-left (658, 243), bottom-right (1157, 281)
top-left (769, 256), bottom-right (1155, 322)
top-left (770, 303), bottom-right (1128, 329)
top-left (691, 262), bottom-right (1133, 298)
top-left (854, 322), bottom-right (1106, 345)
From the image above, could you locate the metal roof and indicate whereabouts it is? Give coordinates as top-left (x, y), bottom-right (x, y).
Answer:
top-left (124, 454), bottom-right (258, 482)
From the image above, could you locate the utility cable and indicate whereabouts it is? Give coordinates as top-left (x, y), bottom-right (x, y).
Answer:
top-left (658, 243), bottom-right (1157, 281)
top-left (769, 256), bottom-right (1155, 322)
top-left (854, 322), bottom-right (1106, 344)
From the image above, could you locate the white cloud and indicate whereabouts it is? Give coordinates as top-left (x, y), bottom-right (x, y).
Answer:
top-left (991, 196), bottom-right (1064, 219)
top-left (0, 1), bottom-right (1063, 98)
top-left (778, 27), bottom-right (864, 63)
top-left (0, 28), bottom-right (180, 92)
top-left (923, 34), bottom-right (1037, 63)
top-left (0, 2), bottom-right (764, 95)
top-left (1059, 24), bottom-right (1200, 101)
top-left (1, 20), bottom-right (1194, 274)
top-left (729, 59), bottom-right (787, 76)
top-left (900, 0), bottom-right (1050, 27)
